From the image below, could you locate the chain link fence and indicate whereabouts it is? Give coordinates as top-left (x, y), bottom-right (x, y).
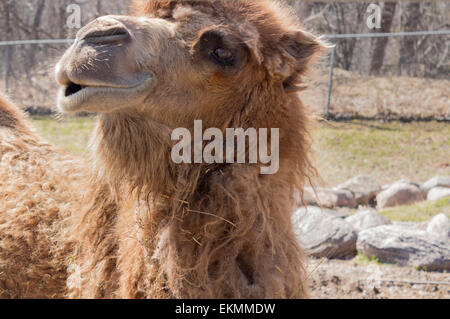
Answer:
top-left (1, 30), bottom-right (449, 120)
top-left (321, 30), bottom-right (450, 120)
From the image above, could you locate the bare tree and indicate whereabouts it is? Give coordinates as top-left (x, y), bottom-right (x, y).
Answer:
top-left (398, 1), bottom-right (421, 76)
top-left (322, 2), bottom-right (367, 70)
top-left (369, 2), bottom-right (397, 75)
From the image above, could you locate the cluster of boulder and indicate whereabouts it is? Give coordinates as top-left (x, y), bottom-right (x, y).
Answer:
top-left (292, 175), bottom-right (450, 271)
top-left (299, 175), bottom-right (450, 209)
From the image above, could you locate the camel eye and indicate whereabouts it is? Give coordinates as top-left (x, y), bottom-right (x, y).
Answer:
top-left (212, 48), bottom-right (233, 63)
top-left (214, 48), bottom-right (232, 59)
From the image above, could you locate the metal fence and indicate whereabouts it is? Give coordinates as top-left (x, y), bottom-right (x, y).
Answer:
top-left (321, 30), bottom-right (450, 119)
top-left (1, 30), bottom-right (449, 120)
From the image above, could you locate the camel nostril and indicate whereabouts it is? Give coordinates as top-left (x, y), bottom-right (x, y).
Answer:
top-left (83, 27), bottom-right (130, 44)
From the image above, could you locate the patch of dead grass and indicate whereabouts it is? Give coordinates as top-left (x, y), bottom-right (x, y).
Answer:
top-left (302, 67), bottom-right (450, 119)
top-left (379, 196), bottom-right (450, 222)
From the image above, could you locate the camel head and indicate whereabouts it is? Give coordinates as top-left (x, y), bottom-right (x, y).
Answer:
top-left (55, 0), bottom-right (324, 128)
top-left (52, 2), bottom-right (326, 298)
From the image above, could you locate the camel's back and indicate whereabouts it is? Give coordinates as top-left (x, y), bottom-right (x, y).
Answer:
top-left (0, 92), bottom-right (86, 298)
top-left (0, 93), bottom-right (31, 134)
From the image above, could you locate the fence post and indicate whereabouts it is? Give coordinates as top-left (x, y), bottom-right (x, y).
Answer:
top-left (4, 46), bottom-right (10, 93)
top-left (325, 45), bottom-right (336, 120)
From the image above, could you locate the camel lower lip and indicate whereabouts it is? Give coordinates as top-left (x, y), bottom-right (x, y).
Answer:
top-left (57, 75), bottom-right (154, 113)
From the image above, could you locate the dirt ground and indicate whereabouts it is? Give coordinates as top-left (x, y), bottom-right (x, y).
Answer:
top-left (307, 258), bottom-right (449, 299)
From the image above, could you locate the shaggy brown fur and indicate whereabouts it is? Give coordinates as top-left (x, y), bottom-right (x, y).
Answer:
top-left (0, 94), bottom-right (85, 298)
top-left (1, 0), bottom-right (325, 299)
top-left (0, 94), bottom-right (30, 133)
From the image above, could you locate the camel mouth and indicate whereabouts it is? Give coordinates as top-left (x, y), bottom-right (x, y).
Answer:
top-left (57, 74), bottom-right (155, 113)
top-left (65, 82), bottom-right (85, 97)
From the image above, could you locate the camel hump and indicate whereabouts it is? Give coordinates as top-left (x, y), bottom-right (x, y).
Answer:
top-left (0, 92), bottom-right (31, 133)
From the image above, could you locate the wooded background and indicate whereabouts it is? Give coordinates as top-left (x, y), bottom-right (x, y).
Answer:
top-left (0, 1), bottom-right (448, 117)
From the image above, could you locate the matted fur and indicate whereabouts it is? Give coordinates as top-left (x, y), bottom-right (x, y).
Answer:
top-left (0, 94), bottom-right (85, 298)
top-left (1, 0), bottom-right (325, 299)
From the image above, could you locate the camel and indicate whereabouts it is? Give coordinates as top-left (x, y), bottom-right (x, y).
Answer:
top-left (0, 0), bottom-right (325, 298)
top-left (0, 94), bottom-right (86, 298)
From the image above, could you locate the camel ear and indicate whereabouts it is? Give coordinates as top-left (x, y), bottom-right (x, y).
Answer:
top-left (283, 30), bottom-right (325, 62)
top-left (267, 30), bottom-right (326, 90)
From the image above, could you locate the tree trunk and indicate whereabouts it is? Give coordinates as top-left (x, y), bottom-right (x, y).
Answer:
top-left (369, 2), bottom-right (397, 75)
top-left (32, 0), bottom-right (46, 39)
top-left (330, 3), bottom-right (366, 70)
top-left (398, 2), bottom-right (421, 76)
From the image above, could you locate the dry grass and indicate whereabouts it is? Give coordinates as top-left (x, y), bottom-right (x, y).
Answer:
top-left (312, 120), bottom-right (450, 186)
top-left (379, 196), bottom-right (450, 222)
top-left (30, 115), bottom-right (95, 155)
top-left (302, 67), bottom-right (450, 120)
top-left (29, 116), bottom-right (450, 188)
top-left (28, 116), bottom-right (450, 222)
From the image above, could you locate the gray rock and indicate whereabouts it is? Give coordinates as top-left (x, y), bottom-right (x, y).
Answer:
top-left (422, 176), bottom-right (450, 195)
top-left (293, 205), bottom-right (339, 218)
top-left (295, 187), bottom-right (324, 206)
top-left (427, 187), bottom-right (450, 201)
top-left (426, 213), bottom-right (450, 239)
top-left (297, 187), bottom-right (318, 206)
top-left (357, 225), bottom-right (450, 271)
top-left (395, 179), bottom-right (421, 188)
top-left (336, 175), bottom-right (381, 205)
top-left (328, 207), bottom-right (356, 219)
top-left (301, 187), bottom-right (357, 208)
top-left (292, 206), bottom-right (357, 258)
top-left (381, 179), bottom-right (419, 191)
top-left (345, 209), bottom-right (391, 233)
top-left (376, 181), bottom-right (424, 208)
top-left (391, 220), bottom-right (428, 231)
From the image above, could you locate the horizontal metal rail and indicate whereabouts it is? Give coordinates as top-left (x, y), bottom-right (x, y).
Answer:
top-left (0, 39), bottom-right (75, 46)
top-left (322, 30), bottom-right (450, 39)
